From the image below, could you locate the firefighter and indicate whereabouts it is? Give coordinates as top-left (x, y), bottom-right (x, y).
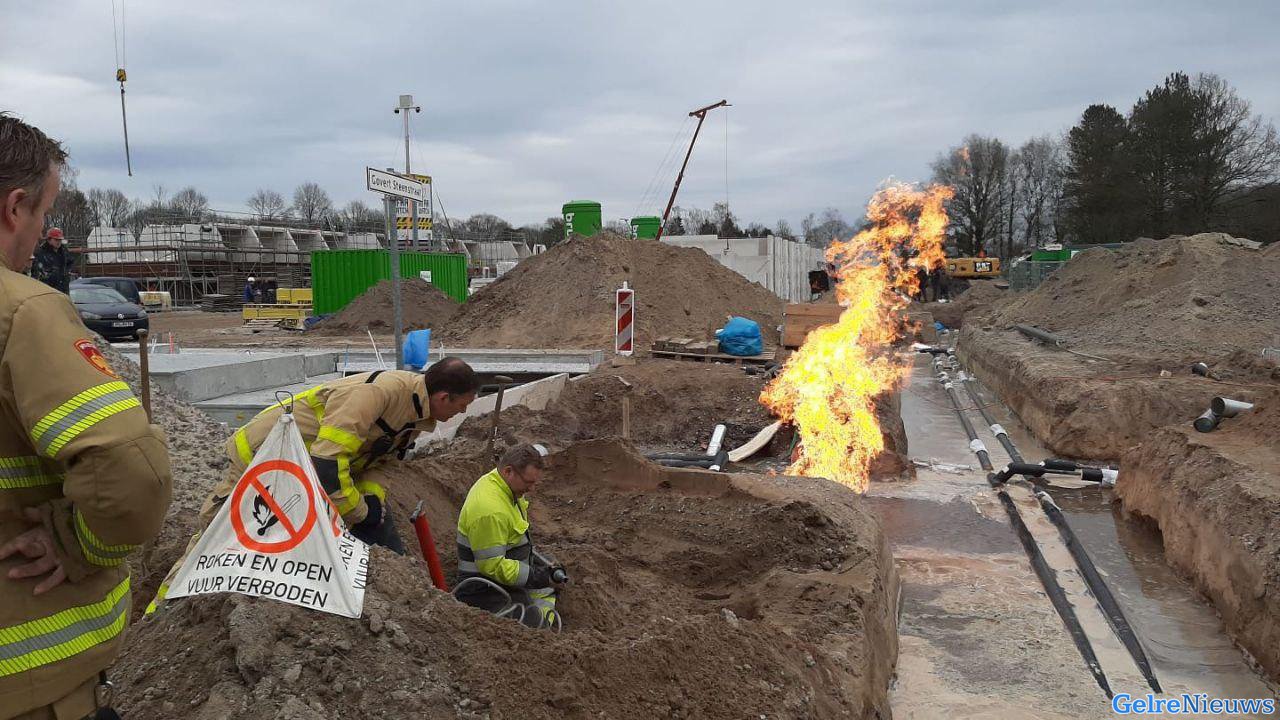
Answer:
top-left (30, 227), bottom-right (74, 294)
top-left (148, 356), bottom-right (480, 612)
top-left (0, 114), bottom-right (173, 719)
top-left (456, 444), bottom-right (566, 630)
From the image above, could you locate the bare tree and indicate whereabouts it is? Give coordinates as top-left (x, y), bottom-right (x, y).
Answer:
top-left (247, 189), bottom-right (289, 220)
top-left (336, 200), bottom-right (379, 231)
top-left (47, 167), bottom-right (93, 239)
top-left (774, 218), bottom-right (796, 240)
top-left (1013, 136), bottom-right (1065, 249)
top-left (292, 182), bottom-right (333, 225)
top-left (87, 188), bottom-right (133, 228)
top-left (801, 208), bottom-right (852, 246)
top-left (461, 213), bottom-right (513, 239)
top-left (932, 135), bottom-right (1009, 256)
top-left (1185, 73), bottom-right (1280, 229)
top-left (169, 187), bottom-right (209, 220)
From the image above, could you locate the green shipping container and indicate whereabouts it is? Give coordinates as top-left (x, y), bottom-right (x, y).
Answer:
top-left (630, 215), bottom-right (661, 239)
top-left (562, 200), bottom-right (602, 238)
top-left (311, 250), bottom-right (468, 314)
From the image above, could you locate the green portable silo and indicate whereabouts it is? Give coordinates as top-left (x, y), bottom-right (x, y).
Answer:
top-left (630, 215), bottom-right (661, 239)
top-left (562, 200), bottom-right (603, 238)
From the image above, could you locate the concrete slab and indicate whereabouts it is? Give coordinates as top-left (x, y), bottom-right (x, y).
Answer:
top-left (123, 350), bottom-right (339, 402)
top-left (194, 373), bottom-right (344, 427)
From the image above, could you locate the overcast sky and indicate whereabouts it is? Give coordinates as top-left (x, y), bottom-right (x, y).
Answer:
top-left (4, 1), bottom-right (1278, 229)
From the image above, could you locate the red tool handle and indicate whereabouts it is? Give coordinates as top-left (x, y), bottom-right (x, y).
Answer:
top-left (412, 510), bottom-right (449, 592)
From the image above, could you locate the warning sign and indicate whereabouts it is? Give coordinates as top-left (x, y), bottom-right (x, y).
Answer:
top-left (167, 414), bottom-right (368, 617)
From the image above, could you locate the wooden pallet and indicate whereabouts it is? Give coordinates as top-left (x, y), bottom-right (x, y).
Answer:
top-left (244, 318), bottom-right (282, 330)
top-left (650, 348), bottom-right (776, 366)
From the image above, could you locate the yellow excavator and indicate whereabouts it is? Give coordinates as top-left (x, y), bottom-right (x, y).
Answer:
top-left (945, 255), bottom-right (1002, 280)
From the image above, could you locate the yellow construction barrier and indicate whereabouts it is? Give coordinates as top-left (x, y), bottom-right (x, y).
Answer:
top-left (275, 287), bottom-right (313, 304)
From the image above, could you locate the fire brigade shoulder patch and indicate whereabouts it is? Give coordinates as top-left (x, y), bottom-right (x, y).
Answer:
top-left (74, 339), bottom-right (120, 379)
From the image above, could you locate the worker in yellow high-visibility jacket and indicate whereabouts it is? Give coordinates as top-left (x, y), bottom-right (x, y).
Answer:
top-left (148, 357), bottom-right (479, 613)
top-left (456, 444), bottom-right (565, 629)
top-left (0, 113), bottom-right (173, 720)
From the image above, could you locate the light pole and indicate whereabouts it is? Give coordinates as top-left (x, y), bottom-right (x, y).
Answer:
top-left (394, 95), bottom-right (422, 251)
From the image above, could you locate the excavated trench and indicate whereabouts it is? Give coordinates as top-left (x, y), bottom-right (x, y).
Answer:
top-left (869, 354), bottom-right (1276, 718)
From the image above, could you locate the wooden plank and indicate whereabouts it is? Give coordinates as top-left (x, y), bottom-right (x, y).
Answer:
top-left (783, 303), bottom-right (845, 319)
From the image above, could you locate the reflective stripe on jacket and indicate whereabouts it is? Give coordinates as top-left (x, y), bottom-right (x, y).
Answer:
top-left (223, 370), bottom-right (434, 524)
top-left (456, 469), bottom-right (549, 590)
top-left (0, 259), bottom-right (172, 716)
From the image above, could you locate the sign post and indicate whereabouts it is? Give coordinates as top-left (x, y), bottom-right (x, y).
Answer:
top-left (615, 281), bottom-right (634, 356)
top-left (367, 167), bottom-right (427, 370)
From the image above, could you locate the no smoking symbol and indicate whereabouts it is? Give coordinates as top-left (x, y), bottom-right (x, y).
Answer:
top-left (230, 460), bottom-right (318, 554)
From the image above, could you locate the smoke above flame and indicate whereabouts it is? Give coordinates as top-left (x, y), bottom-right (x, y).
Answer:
top-left (761, 182), bottom-right (953, 492)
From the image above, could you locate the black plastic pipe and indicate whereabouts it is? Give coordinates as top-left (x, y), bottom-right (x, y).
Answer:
top-left (1014, 323), bottom-right (1065, 346)
top-left (962, 371), bottom-right (1158, 693)
top-left (653, 458), bottom-right (716, 469)
top-left (990, 474), bottom-right (1113, 699)
top-left (1036, 491), bottom-right (1163, 694)
top-left (962, 381), bottom-right (1025, 464)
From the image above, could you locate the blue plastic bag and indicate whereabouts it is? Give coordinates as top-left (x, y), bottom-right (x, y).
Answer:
top-left (716, 316), bottom-right (763, 356)
top-left (402, 329), bottom-right (432, 370)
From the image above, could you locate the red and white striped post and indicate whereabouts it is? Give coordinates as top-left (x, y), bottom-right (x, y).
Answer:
top-left (615, 281), bottom-right (634, 356)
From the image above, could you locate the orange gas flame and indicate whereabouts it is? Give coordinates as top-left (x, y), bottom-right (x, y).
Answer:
top-left (761, 182), bottom-right (953, 492)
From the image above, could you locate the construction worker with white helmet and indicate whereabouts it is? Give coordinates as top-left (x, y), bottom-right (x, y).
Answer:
top-left (0, 113), bottom-right (173, 719)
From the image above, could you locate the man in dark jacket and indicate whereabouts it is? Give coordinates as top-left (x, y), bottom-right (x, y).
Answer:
top-left (31, 227), bottom-right (74, 293)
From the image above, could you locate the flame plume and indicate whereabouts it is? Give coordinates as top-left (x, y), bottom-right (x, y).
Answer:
top-left (761, 182), bottom-right (953, 492)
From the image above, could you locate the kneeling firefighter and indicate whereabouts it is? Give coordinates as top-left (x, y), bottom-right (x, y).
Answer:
top-left (456, 444), bottom-right (567, 629)
top-left (148, 357), bottom-right (480, 613)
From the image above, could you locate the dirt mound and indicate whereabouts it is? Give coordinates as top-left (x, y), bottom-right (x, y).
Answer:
top-left (461, 360), bottom-right (776, 453)
top-left (437, 233), bottom-right (785, 349)
top-left (314, 279), bottom-right (458, 334)
top-left (921, 282), bottom-right (1004, 329)
top-left (451, 359), bottom-right (911, 479)
top-left (986, 233), bottom-right (1280, 361)
top-left (93, 340), bottom-right (231, 598)
top-left (116, 439), bottom-right (899, 719)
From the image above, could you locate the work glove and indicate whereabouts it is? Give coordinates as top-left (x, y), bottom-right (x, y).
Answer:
top-left (351, 495), bottom-right (384, 532)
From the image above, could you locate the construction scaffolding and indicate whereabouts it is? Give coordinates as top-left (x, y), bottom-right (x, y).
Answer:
top-left (82, 221), bottom-right (388, 305)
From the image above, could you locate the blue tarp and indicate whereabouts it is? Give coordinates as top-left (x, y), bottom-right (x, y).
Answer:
top-left (716, 316), bottom-right (763, 356)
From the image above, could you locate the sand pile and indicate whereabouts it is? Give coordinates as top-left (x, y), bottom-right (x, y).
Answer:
top-left (463, 360), bottom-right (776, 454)
top-left (116, 439), bottom-right (898, 719)
top-left (986, 233), bottom-right (1280, 360)
top-left (922, 282), bottom-right (1004, 329)
top-left (93, 339), bottom-right (231, 605)
top-left (437, 232), bottom-right (785, 349)
top-left (314, 279), bottom-right (458, 334)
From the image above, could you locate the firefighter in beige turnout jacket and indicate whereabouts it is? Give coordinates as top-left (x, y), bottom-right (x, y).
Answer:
top-left (0, 114), bottom-right (174, 719)
top-left (149, 359), bottom-right (479, 611)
